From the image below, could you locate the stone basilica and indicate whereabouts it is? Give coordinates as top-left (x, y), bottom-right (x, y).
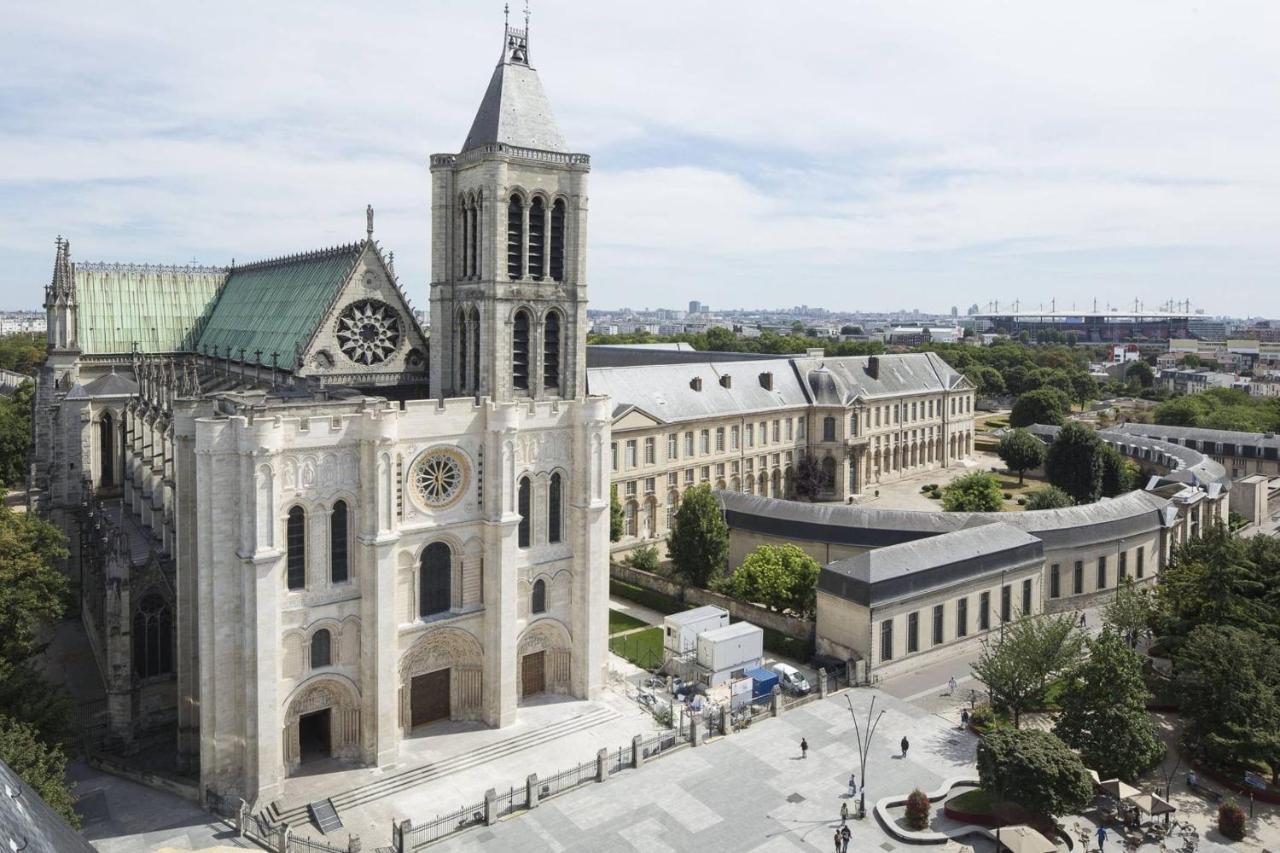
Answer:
top-left (30, 18), bottom-right (609, 806)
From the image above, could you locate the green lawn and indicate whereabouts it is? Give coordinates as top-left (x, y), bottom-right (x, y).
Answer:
top-left (608, 608), bottom-right (650, 636)
top-left (946, 787), bottom-right (1001, 815)
top-left (608, 626), bottom-right (664, 670)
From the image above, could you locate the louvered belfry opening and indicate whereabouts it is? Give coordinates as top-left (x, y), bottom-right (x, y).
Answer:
top-left (469, 307), bottom-right (480, 391)
top-left (550, 199), bottom-right (566, 281)
top-left (513, 309), bottom-right (531, 390)
top-left (469, 202), bottom-right (479, 277)
top-left (543, 311), bottom-right (560, 391)
top-left (456, 307), bottom-right (469, 393)
top-left (528, 197), bottom-right (546, 279)
top-left (507, 195), bottom-right (524, 279)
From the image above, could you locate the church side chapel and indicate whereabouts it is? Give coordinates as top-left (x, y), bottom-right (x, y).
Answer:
top-left (30, 12), bottom-right (610, 806)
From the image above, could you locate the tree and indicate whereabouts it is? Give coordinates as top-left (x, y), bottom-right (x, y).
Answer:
top-left (904, 788), bottom-right (931, 830)
top-left (609, 485), bottom-right (624, 542)
top-left (1153, 395), bottom-right (1210, 427)
top-left (793, 455), bottom-right (825, 501)
top-left (1024, 486), bottom-right (1074, 510)
top-left (1154, 526), bottom-right (1276, 647)
top-left (1044, 422), bottom-right (1103, 505)
top-left (0, 715), bottom-right (78, 827)
top-left (1053, 629), bottom-right (1165, 780)
top-left (726, 543), bottom-right (820, 618)
top-left (666, 484), bottom-right (729, 587)
top-left (941, 472), bottom-right (1004, 512)
top-left (965, 365), bottom-right (1006, 398)
top-left (1183, 353), bottom-right (1202, 368)
top-left (0, 381), bottom-right (34, 487)
top-left (1175, 625), bottom-right (1280, 783)
top-left (1099, 443), bottom-right (1138, 497)
top-left (977, 727), bottom-right (1093, 818)
top-left (1103, 578), bottom-right (1157, 649)
top-left (1070, 372), bottom-right (1099, 410)
top-left (997, 429), bottom-right (1046, 485)
top-left (0, 507), bottom-right (70, 666)
top-left (704, 326), bottom-right (738, 351)
top-left (1009, 388), bottom-right (1068, 428)
top-left (1126, 361), bottom-right (1155, 388)
top-left (972, 614), bottom-right (1085, 727)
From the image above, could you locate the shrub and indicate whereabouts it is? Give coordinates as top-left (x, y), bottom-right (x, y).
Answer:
top-left (905, 788), bottom-right (931, 830)
top-left (1017, 498), bottom-right (1027, 506)
top-left (942, 472), bottom-right (1004, 512)
top-left (968, 704), bottom-right (997, 730)
top-left (626, 545), bottom-right (660, 572)
top-left (1003, 492), bottom-right (1013, 500)
top-left (1218, 800), bottom-right (1246, 841)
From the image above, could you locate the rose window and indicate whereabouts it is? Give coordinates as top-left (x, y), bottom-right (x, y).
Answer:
top-left (336, 299), bottom-right (401, 365)
top-left (410, 448), bottom-right (469, 510)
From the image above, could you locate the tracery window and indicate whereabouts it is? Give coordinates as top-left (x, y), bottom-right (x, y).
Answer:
top-left (132, 593), bottom-right (173, 679)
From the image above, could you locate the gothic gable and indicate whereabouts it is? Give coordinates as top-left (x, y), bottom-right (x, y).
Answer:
top-left (297, 244), bottom-right (428, 385)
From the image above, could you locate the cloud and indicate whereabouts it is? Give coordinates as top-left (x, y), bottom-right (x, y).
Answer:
top-left (1, 1), bottom-right (1278, 314)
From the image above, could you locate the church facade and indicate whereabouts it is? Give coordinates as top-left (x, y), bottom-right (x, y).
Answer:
top-left (31, 19), bottom-right (609, 807)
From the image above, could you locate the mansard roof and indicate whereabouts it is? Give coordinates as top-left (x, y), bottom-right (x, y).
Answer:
top-left (462, 23), bottom-right (567, 153)
top-left (195, 242), bottom-right (365, 365)
top-left (74, 261), bottom-right (227, 354)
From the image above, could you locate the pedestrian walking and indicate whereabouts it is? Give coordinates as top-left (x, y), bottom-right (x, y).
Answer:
top-left (832, 830), bottom-right (841, 853)
top-left (848, 773), bottom-right (857, 798)
top-left (1096, 825), bottom-right (1107, 850)
top-left (900, 736), bottom-right (909, 757)
top-left (840, 824), bottom-right (851, 852)
top-left (801, 737), bottom-right (809, 759)
top-left (960, 707), bottom-right (970, 728)
top-left (1080, 611), bottom-right (1087, 628)
top-left (947, 675), bottom-right (957, 695)
top-left (968, 689), bottom-right (977, 709)
top-left (840, 801), bottom-right (848, 824)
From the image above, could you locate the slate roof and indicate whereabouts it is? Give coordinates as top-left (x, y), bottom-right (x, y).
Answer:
top-left (586, 358), bottom-right (807, 423)
top-left (819, 523), bottom-right (1044, 607)
top-left (0, 759), bottom-right (96, 853)
top-left (80, 371), bottom-right (139, 397)
top-left (790, 352), bottom-right (969, 404)
top-left (718, 489), bottom-right (1169, 551)
top-left (586, 345), bottom-right (779, 368)
top-left (463, 51), bottom-right (567, 153)
top-left (1112, 422), bottom-right (1280, 452)
top-left (75, 262), bottom-right (226, 354)
top-left (195, 243), bottom-right (364, 364)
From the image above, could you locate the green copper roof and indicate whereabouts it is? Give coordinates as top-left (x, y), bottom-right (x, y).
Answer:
top-left (195, 243), bottom-right (364, 364)
top-left (75, 264), bottom-right (226, 354)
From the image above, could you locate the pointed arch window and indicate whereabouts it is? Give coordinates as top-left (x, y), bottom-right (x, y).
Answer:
top-left (457, 307), bottom-right (469, 392)
top-left (469, 197), bottom-right (480, 278)
top-left (548, 472), bottom-right (563, 544)
top-left (518, 476), bottom-right (532, 547)
top-left (550, 199), bottom-right (566, 281)
top-left (513, 309), bottom-right (531, 391)
top-left (532, 578), bottom-right (547, 614)
top-left (528, 196), bottom-right (546, 280)
top-left (507, 195), bottom-right (524, 279)
top-left (459, 197), bottom-right (469, 278)
top-left (132, 593), bottom-right (172, 679)
top-left (470, 307), bottom-right (481, 392)
top-left (330, 500), bottom-right (349, 583)
top-left (99, 413), bottom-right (115, 487)
top-left (310, 629), bottom-right (332, 668)
top-left (286, 506), bottom-right (306, 590)
top-left (419, 542), bottom-right (452, 617)
top-left (543, 311), bottom-right (561, 391)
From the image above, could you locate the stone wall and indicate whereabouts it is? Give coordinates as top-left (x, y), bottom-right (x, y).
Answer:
top-left (609, 563), bottom-right (813, 642)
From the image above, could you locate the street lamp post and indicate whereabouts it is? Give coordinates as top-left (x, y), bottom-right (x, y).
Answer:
top-left (846, 694), bottom-right (885, 820)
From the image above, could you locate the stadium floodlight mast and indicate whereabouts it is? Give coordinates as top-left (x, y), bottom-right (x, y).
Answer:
top-left (846, 694), bottom-right (885, 819)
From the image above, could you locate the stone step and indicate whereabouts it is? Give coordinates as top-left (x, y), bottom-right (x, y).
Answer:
top-left (277, 705), bottom-right (621, 826)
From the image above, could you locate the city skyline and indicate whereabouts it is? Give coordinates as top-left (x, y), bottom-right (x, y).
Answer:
top-left (3, 2), bottom-right (1279, 314)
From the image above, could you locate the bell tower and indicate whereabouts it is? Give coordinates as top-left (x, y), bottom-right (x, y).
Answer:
top-left (429, 7), bottom-right (590, 403)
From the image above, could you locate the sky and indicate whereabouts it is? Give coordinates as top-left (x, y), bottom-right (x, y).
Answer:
top-left (2, 1), bottom-right (1279, 317)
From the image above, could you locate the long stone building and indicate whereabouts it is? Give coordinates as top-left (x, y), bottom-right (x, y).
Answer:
top-left (589, 349), bottom-right (977, 548)
top-left (30, 18), bottom-right (610, 807)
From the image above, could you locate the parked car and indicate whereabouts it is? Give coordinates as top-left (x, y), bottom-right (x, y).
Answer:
top-left (773, 663), bottom-right (811, 695)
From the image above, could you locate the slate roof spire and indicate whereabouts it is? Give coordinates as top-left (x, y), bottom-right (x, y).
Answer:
top-left (462, 2), bottom-right (567, 153)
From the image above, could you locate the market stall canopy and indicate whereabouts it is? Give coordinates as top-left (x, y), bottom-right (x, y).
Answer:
top-left (995, 824), bottom-right (1057, 853)
top-left (1100, 779), bottom-right (1140, 800)
top-left (1125, 793), bottom-right (1176, 816)
top-left (1085, 768), bottom-right (1101, 785)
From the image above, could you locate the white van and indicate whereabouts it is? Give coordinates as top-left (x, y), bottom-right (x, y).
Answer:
top-left (773, 663), bottom-right (811, 695)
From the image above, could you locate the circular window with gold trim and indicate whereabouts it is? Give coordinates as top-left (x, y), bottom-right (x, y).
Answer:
top-left (409, 446), bottom-right (470, 510)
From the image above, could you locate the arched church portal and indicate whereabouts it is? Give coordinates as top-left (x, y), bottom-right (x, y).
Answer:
top-left (283, 677), bottom-right (361, 772)
top-left (399, 627), bottom-right (483, 732)
top-left (517, 620), bottom-right (572, 700)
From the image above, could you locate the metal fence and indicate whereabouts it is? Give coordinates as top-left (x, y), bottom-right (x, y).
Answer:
top-left (289, 834), bottom-right (347, 853)
top-left (539, 759), bottom-right (596, 800)
top-left (609, 746), bottom-right (628, 775)
top-left (493, 785), bottom-right (527, 818)
top-left (402, 800), bottom-right (486, 849)
top-left (637, 732), bottom-right (681, 760)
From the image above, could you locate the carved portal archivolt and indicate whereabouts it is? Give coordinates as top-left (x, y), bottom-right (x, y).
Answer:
top-left (517, 619), bottom-right (572, 698)
top-left (398, 627), bottom-right (484, 729)
top-left (283, 676), bottom-right (361, 771)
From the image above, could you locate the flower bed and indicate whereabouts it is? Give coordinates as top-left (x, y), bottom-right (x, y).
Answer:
top-left (1194, 761), bottom-right (1280, 805)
